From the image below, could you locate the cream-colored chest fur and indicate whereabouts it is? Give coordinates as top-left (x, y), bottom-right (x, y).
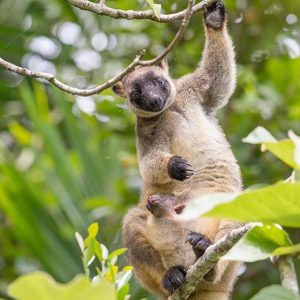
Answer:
top-left (167, 100), bottom-right (227, 165)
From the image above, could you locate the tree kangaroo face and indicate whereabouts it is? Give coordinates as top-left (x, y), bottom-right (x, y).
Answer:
top-left (113, 64), bottom-right (176, 118)
top-left (129, 71), bottom-right (172, 113)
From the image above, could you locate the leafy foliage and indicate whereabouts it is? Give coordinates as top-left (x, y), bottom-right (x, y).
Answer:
top-left (223, 224), bottom-right (294, 262)
top-left (249, 285), bottom-right (299, 300)
top-left (182, 128), bottom-right (300, 292)
top-left (0, 0), bottom-right (300, 299)
top-left (8, 272), bottom-right (117, 300)
top-left (145, 0), bottom-right (161, 19)
top-left (183, 182), bottom-right (300, 227)
top-left (7, 223), bottom-right (132, 300)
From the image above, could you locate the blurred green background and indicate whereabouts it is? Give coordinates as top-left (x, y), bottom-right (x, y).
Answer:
top-left (0, 0), bottom-right (299, 299)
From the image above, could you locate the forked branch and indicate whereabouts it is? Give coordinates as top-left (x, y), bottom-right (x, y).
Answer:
top-left (0, 0), bottom-right (216, 97)
top-left (67, 0), bottom-right (211, 23)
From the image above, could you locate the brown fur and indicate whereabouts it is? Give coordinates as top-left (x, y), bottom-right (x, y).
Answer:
top-left (119, 2), bottom-right (242, 299)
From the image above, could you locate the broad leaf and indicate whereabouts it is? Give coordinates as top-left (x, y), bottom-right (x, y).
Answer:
top-left (249, 285), bottom-right (299, 300)
top-left (242, 126), bottom-right (277, 144)
top-left (243, 127), bottom-right (300, 169)
top-left (289, 131), bottom-right (300, 166)
top-left (264, 140), bottom-right (300, 170)
top-left (223, 224), bottom-right (292, 262)
top-left (75, 232), bottom-right (85, 253)
top-left (115, 270), bottom-right (132, 290)
top-left (182, 182), bottom-right (300, 227)
top-left (108, 248), bottom-right (128, 260)
top-left (273, 243), bottom-right (300, 256)
top-left (8, 272), bottom-right (116, 300)
top-left (145, 0), bottom-right (161, 19)
top-left (84, 223), bottom-right (99, 247)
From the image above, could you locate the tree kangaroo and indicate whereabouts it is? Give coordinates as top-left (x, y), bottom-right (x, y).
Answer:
top-left (114, 1), bottom-right (242, 299)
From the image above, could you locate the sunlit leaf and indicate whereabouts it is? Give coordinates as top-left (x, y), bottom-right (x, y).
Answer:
top-left (182, 182), bottom-right (300, 227)
top-left (8, 272), bottom-right (117, 300)
top-left (84, 223), bottom-right (99, 247)
top-left (122, 266), bottom-right (133, 272)
top-left (8, 122), bottom-right (32, 145)
top-left (249, 285), bottom-right (299, 300)
top-left (242, 126), bottom-right (277, 144)
top-left (273, 243), bottom-right (300, 256)
top-left (243, 127), bottom-right (300, 169)
top-left (117, 283), bottom-right (129, 300)
top-left (116, 271), bottom-right (132, 290)
top-left (75, 232), bottom-right (84, 253)
top-left (180, 193), bottom-right (238, 220)
top-left (108, 248), bottom-right (127, 260)
top-left (289, 130), bottom-right (300, 166)
top-left (145, 0), bottom-right (161, 19)
top-left (101, 244), bottom-right (109, 260)
top-left (223, 224), bottom-right (292, 262)
top-left (88, 223), bottom-right (99, 238)
top-left (264, 140), bottom-right (300, 170)
top-left (105, 266), bottom-right (118, 282)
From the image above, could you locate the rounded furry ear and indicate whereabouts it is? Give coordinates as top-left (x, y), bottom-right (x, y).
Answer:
top-left (157, 58), bottom-right (169, 71)
top-left (112, 82), bottom-right (126, 98)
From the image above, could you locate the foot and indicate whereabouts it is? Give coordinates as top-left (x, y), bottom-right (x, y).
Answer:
top-left (162, 266), bottom-right (186, 293)
top-left (167, 156), bottom-right (194, 181)
top-left (204, 1), bottom-right (226, 30)
top-left (186, 232), bottom-right (212, 258)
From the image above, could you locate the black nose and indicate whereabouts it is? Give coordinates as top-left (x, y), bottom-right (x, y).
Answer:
top-left (149, 96), bottom-right (164, 111)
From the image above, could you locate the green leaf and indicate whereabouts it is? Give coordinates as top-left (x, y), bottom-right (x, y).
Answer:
top-left (243, 127), bottom-right (300, 169)
top-left (264, 140), bottom-right (300, 170)
top-left (88, 223), bottom-right (99, 238)
top-left (289, 131), bottom-right (300, 166)
top-left (117, 283), bottom-right (129, 300)
top-left (84, 223), bottom-right (99, 247)
top-left (8, 272), bottom-right (117, 300)
top-left (295, 170), bottom-right (300, 182)
top-left (223, 224), bottom-right (292, 262)
top-left (145, 0), bottom-right (161, 19)
top-left (116, 271), bottom-right (132, 290)
top-left (8, 121), bottom-right (32, 145)
top-left (84, 240), bottom-right (96, 267)
top-left (182, 182), bottom-right (300, 227)
top-left (249, 285), bottom-right (299, 300)
top-left (273, 243), bottom-right (300, 256)
top-left (108, 248), bottom-right (127, 260)
top-left (75, 232), bottom-right (85, 253)
top-left (242, 126), bottom-right (277, 144)
top-left (101, 244), bottom-right (109, 260)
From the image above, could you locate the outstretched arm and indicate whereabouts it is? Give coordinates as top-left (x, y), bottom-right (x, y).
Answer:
top-left (176, 1), bottom-right (236, 113)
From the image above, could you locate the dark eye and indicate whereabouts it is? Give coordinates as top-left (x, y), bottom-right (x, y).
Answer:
top-left (157, 78), bottom-right (165, 87)
top-left (130, 91), bottom-right (139, 100)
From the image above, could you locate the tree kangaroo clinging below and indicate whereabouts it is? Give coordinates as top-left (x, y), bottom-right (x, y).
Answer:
top-left (113, 1), bottom-right (242, 299)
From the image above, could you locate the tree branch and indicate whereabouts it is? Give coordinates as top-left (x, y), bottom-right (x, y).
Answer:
top-left (277, 256), bottom-right (299, 295)
top-left (0, 52), bottom-right (145, 96)
top-left (66, 0), bottom-right (212, 23)
top-left (0, 0), bottom-right (208, 96)
top-left (170, 224), bottom-right (254, 300)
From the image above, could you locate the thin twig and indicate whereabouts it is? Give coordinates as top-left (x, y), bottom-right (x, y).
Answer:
top-left (277, 256), bottom-right (299, 295)
top-left (0, 0), bottom-right (204, 96)
top-left (66, 0), bottom-right (212, 23)
top-left (170, 224), bottom-right (254, 300)
top-left (140, 0), bottom-right (195, 66)
top-left (0, 52), bottom-right (145, 96)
